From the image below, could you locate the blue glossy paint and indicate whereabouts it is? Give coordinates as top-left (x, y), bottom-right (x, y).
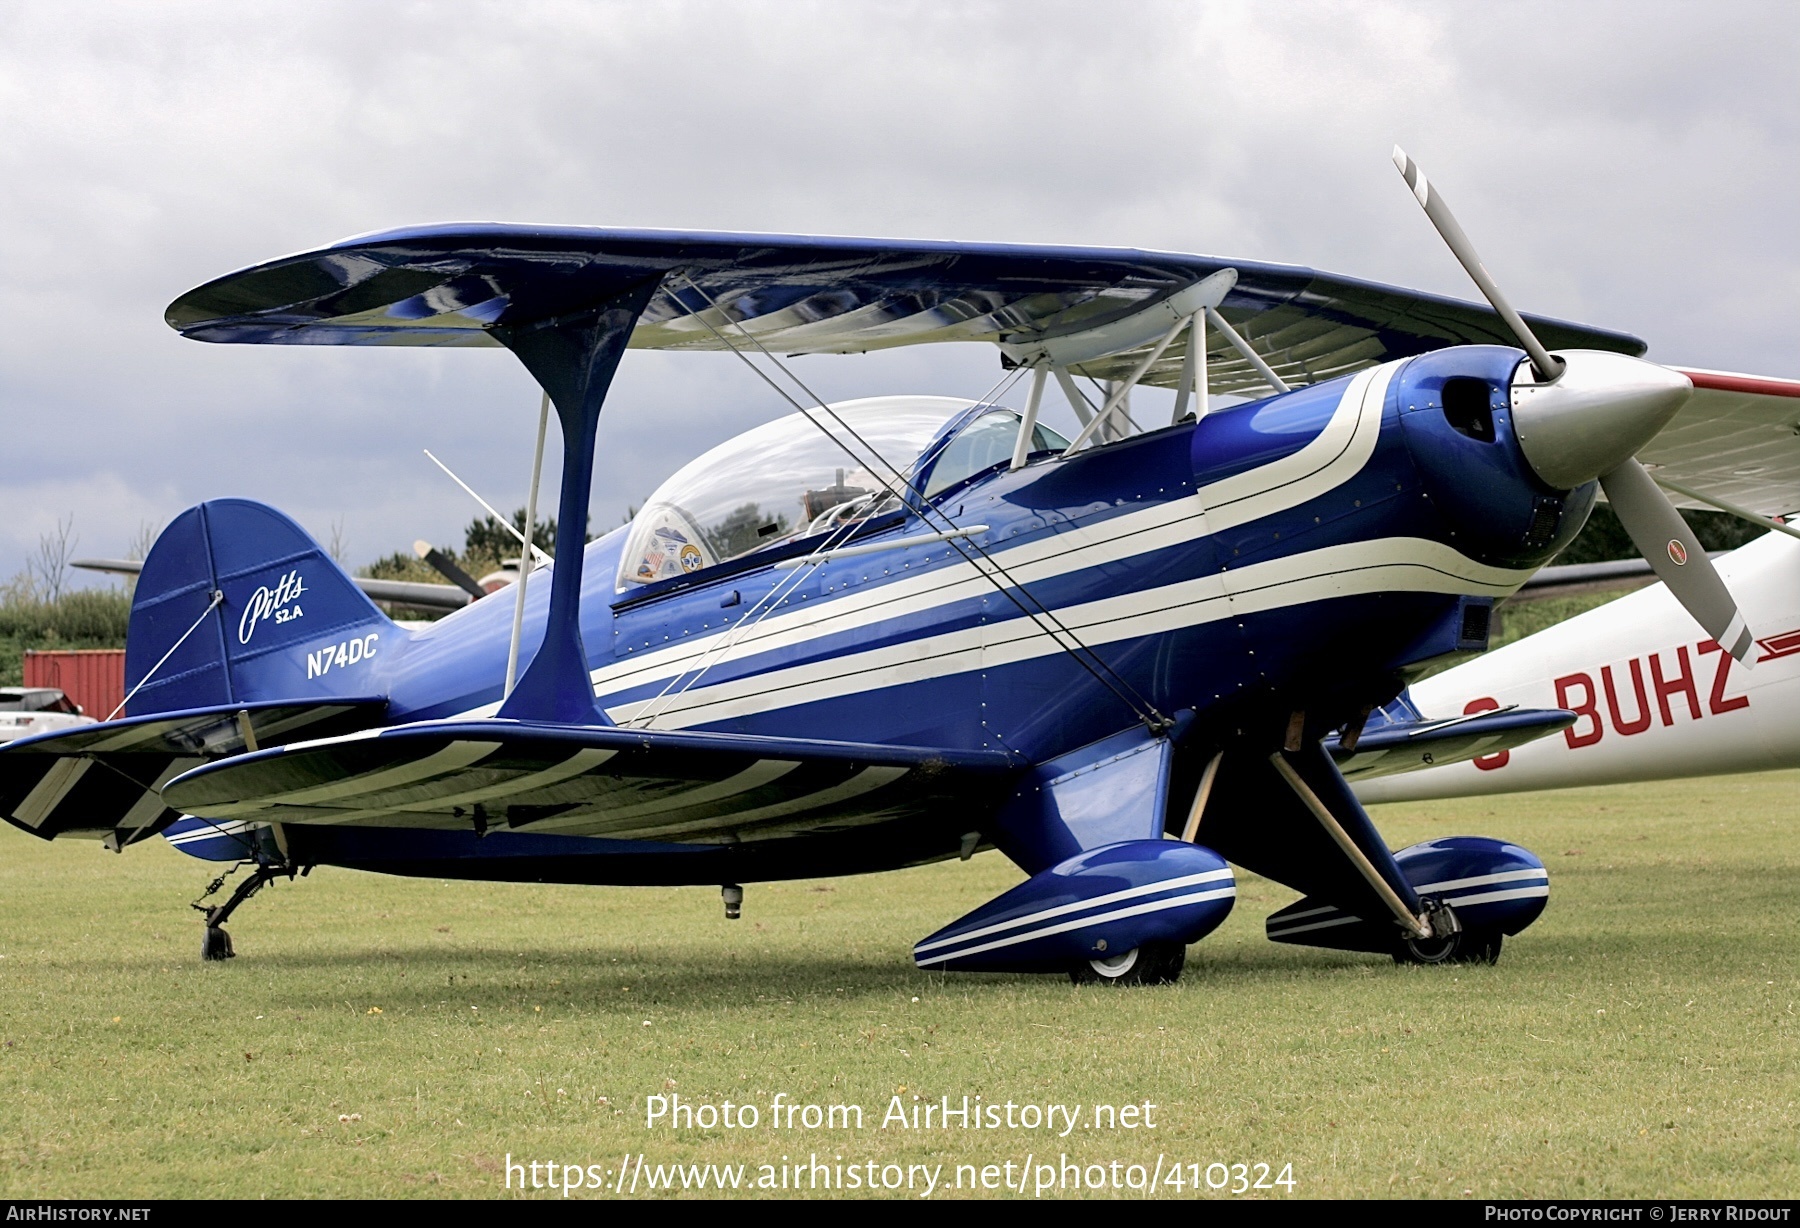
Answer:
top-left (989, 716), bottom-right (1191, 874)
top-left (0, 222), bottom-right (1639, 970)
top-left (165, 225), bottom-right (1646, 362)
top-left (914, 839), bottom-right (1235, 973)
top-left (1395, 837), bottom-right (1549, 934)
top-left (1265, 835), bottom-right (1548, 954)
top-left (126, 500), bottom-right (394, 714)
top-left (493, 280), bottom-right (659, 725)
top-left (122, 344), bottom-right (1589, 874)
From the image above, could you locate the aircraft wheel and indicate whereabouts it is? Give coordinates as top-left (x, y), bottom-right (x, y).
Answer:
top-left (1393, 928), bottom-right (1502, 966)
top-left (1069, 941), bottom-right (1186, 986)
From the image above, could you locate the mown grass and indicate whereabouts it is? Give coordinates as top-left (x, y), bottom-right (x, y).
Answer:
top-left (0, 772), bottom-right (1795, 1200)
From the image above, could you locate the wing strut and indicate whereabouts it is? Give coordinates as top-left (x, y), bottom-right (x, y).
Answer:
top-left (1051, 366), bottom-right (1095, 425)
top-left (505, 393), bottom-right (553, 697)
top-left (1007, 365), bottom-right (1048, 471)
top-left (491, 277), bottom-right (663, 724)
top-left (1170, 313), bottom-right (1209, 424)
top-left (1060, 314), bottom-right (1191, 455)
top-left (1204, 306), bottom-right (1290, 395)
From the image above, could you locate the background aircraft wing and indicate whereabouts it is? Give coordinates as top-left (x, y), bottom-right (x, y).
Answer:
top-left (161, 719), bottom-right (1021, 844)
top-left (1327, 699), bottom-right (1576, 782)
top-left (73, 557), bottom-right (472, 612)
top-left (165, 225), bottom-right (1644, 398)
top-left (1639, 370), bottom-right (1800, 517)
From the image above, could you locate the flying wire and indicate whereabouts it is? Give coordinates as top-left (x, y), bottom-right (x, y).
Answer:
top-left (671, 275), bottom-right (1162, 726)
top-left (626, 376), bottom-right (1020, 730)
top-left (670, 274), bottom-right (1167, 729)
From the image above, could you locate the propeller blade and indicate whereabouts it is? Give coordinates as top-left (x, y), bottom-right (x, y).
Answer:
top-left (1598, 457), bottom-right (1754, 665)
top-left (1390, 146), bottom-right (1754, 664)
top-left (1391, 146), bottom-right (1562, 383)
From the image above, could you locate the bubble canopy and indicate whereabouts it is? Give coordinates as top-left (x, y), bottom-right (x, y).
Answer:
top-left (617, 395), bottom-right (1067, 589)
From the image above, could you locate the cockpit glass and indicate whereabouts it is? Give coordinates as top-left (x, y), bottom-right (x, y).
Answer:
top-left (619, 396), bottom-right (986, 589)
top-left (922, 410), bottom-right (1068, 499)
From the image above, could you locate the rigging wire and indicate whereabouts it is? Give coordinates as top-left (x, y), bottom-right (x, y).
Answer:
top-left (670, 274), bottom-right (1168, 729)
top-left (107, 590), bottom-right (224, 721)
top-left (627, 374), bottom-right (1022, 729)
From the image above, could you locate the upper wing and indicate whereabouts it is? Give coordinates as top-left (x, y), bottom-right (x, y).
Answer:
top-left (1640, 369), bottom-right (1800, 517)
top-left (160, 718), bottom-right (1021, 844)
top-left (165, 225), bottom-right (1643, 398)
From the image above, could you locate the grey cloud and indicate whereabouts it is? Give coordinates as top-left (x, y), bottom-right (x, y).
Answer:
top-left (1, 0), bottom-right (1795, 579)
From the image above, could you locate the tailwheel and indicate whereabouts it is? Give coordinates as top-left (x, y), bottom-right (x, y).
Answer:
top-left (192, 861), bottom-right (293, 962)
top-left (201, 924), bottom-right (236, 962)
top-left (1069, 940), bottom-right (1187, 986)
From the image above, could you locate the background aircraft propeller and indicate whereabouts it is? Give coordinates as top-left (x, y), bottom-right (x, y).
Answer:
top-left (1392, 147), bottom-right (1755, 664)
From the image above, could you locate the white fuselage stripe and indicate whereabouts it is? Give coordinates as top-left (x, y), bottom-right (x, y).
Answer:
top-left (601, 536), bottom-right (1530, 728)
top-left (913, 867), bottom-right (1237, 955)
top-left (1414, 867), bottom-right (1548, 894)
top-left (571, 362), bottom-right (1396, 707)
top-left (165, 818), bottom-right (257, 846)
top-left (915, 886), bottom-right (1238, 966)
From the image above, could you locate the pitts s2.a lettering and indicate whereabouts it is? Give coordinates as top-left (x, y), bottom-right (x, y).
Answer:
top-left (238, 570), bottom-right (308, 644)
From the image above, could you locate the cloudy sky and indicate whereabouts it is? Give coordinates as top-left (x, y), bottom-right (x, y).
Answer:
top-left (2, 0), bottom-right (1796, 583)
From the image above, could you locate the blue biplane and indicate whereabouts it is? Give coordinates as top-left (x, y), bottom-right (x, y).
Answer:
top-left (1, 154), bottom-right (1751, 980)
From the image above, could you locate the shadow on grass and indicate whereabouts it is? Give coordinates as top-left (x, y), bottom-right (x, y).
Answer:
top-left (97, 938), bottom-right (1454, 1015)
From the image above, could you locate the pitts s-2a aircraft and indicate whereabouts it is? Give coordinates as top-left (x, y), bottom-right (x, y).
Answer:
top-left (1, 153), bottom-right (1763, 980)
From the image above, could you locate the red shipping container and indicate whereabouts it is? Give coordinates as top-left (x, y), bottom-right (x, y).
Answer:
top-left (23, 649), bottom-right (126, 719)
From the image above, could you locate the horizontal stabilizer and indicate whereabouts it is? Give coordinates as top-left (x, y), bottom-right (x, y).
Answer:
top-left (0, 699), bottom-right (386, 846)
top-left (1326, 696), bottom-right (1575, 782)
top-left (162, 719), bottom-right (1020, 844)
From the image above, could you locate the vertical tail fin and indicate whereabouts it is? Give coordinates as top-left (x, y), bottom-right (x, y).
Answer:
top-left (126, 499), bottom-right (396, 716)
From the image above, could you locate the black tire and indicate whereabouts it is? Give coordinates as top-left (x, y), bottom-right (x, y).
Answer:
top-left (1068, 940), bottom-right (1187, 985)
top-left (201, 926), bottom-right (235, 962)
top-left (1393, 928), bottom-right (1502, 966)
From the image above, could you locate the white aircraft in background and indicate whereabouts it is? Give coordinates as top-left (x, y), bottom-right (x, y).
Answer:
top-left (1357, 368), bottom-right (1800, 802)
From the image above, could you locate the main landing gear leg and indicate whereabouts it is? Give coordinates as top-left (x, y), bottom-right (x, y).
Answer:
top-left (193, 862), bottom-right (300, 961)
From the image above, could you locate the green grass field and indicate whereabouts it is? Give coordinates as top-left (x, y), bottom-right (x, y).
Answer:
top-left (1, 772), bottom-right (1795, 1200)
